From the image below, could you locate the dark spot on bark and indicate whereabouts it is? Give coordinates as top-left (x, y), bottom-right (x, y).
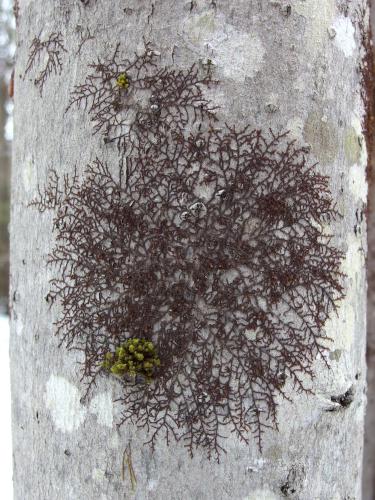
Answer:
top-left (331, 386), bottom-right (355, 408)
top-left (281, 465), bottom-right (304, 497)
top-left (281, 482), bottom-right (296, 496)
top-left (284, 5), bottom-right (292, 16)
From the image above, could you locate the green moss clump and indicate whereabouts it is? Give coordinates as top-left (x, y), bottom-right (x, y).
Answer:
top-left (102, 338), bottom-right (160, 380)
top-left (116, 72), bottom-right (129, 89)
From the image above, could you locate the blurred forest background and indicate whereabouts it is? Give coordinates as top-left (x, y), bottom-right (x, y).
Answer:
top-left (0, 0), bottom-right (13, 315)
top-left (0, 5), bottom-right (15, 499)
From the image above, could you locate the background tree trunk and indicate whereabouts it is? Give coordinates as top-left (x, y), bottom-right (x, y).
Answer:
top-left (0, 0), bottom-right (13, 314)
top-left (10, 1), bottom-right (370, 499)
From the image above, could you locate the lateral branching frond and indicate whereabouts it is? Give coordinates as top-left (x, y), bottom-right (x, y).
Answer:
top-left (24, 32), bottom-right (67, 95)
top-left (29, 167), bottom-right (79, 213)
top-left (66, 45), bottom-right (217, 152)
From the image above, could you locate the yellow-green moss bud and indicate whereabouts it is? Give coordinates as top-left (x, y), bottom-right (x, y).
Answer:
top-left (116, 73), bottom-right (129, 89)
top-left (103, 337), bottom-right (160, 381)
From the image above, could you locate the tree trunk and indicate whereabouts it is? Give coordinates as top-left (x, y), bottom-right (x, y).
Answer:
top-left (10, 1), bottom-right (370, 499)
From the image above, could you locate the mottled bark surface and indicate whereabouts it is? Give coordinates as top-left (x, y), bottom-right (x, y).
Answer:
top-left (363, 4), bottom-right (375, 499)
top-left (10, 1), bottom-right (368, 499)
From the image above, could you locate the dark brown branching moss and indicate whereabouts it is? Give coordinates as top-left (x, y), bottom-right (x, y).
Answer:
top-left (32, 47), bottom-right (345, 460)
top-left (66, 44), bottom-right (217, 153)
top-left (76, 27), bottom-right (94, 56)
top-left (24, 32), bottom-right (66, 95)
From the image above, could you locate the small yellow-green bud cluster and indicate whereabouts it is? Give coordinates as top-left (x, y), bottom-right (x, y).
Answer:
top-left (116, 72), bottom-right (129, 89)
top-left (102, 338), bottom-right (160, 380)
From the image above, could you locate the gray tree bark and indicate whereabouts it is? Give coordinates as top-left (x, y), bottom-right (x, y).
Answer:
top-left (10, 1), bottom-right (369, 499)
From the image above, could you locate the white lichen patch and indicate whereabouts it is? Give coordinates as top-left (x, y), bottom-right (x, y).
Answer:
top-left (352, 114), bottom-right (368, 168)
top-left (147, 479), bottom-right (159, 492)
top-left (286, 116), bottom-right (304, 140)
top-left (303, 111), bottom-right (339, 164)
top-left (293, 0), bottom-right (336, 52)
top-left (92, 468), bottom-right (107, 483)
top-left (218, 29), bottom-right (265, 82)
top-left (247, 457), bottom-right (266, 472)
top-left (332, 16), bottom-right (356, 58)
top-left (324, 234), bottom-right (365, 351)
top-left (109, 433), bottom-right (120, 449)
top-left (44, 375), bottom-right (86, 432)
top-left (346, 115), bottom-right (367, 203)
top-left (183, 11), bottom-right (217, 44)
top-left (348, 164), bottom-right (367, 204)
top-left (243, 489), bottom-right (279, 500)
top-left (244, 329), bottom-right (257, 341)
top-left (183, 12), bottom-right (265, 82)
top-left (22, 156), bottom-right (34, 193)
top-left (88, 392), bottom-right (113, 428)
top-left (13, 313), bottom-right (24, 337)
